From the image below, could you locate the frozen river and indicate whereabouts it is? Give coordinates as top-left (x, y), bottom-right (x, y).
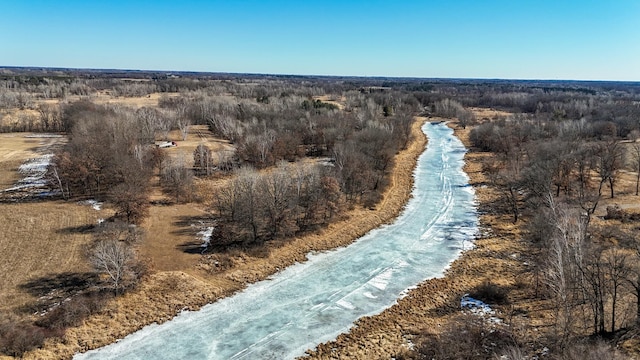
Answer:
top-left (75, 122), bottom-right (478, 360)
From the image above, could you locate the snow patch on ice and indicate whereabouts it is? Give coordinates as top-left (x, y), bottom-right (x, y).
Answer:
top-left (362, 292), bottom-right (377, 299)
top-left (368, 268), bottom-right (393, 290)
top-left (336, 299), bottom-right (355, 310)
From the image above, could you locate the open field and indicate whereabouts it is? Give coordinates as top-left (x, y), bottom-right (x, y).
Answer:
top-left (139, 203), bottom-right (208, 273)
top-left (313, 95), bottom-right (345, 110)
top-left (469, 107), bottom-right (512, 121)
top-left (160, 125), bottom-right (235, 167)
top-left (0, 201), bottom-right (104, 314)
top-left (0, 92), bottom-right (181, 130)
top-left (82, 92), bottom-right (179, 108)
top-left (0, 133), bottom-right (66, 197)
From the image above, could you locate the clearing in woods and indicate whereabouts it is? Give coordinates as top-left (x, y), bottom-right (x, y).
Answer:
top-left (0, 124), bottom-right (231, 317)
top-left (0, 133), bottom-right (65, 189)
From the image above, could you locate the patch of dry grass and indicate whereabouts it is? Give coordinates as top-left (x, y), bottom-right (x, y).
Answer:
top-left (469, 107), bottom-right (511, 122)
top-left (0, 201), bottom-right (103, 314)
top-left (139, 203), bottom-right (208, 273)
top-left (0, 134), bottom-right (49, 188)
top-left (160, 125), bottom-right (235, 168)
top-left (313, 95), bottom-right (345, 110)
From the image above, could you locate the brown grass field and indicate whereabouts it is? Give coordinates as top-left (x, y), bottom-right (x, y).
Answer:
top-left (313, 95), bottom-right (345, 110)
top-left (0, 92), bottom-right (181, 130)
top-left (0, 201), bottom-right (103, 314)
top-left (0, 134), bottom-right (64, 189)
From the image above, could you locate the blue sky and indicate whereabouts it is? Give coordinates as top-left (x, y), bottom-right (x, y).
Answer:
top-left (1, 1), bottom-right (639, 80)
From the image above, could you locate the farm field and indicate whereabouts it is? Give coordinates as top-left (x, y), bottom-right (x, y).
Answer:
top-left (0, 201), bottom-right (102, 314)
top-left (0, 133), bottom-right (65, 190)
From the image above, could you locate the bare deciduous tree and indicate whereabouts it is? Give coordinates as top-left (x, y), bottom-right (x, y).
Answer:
top-left (260, 162), bottom-right (297, 238)
top-left (108, 182), bottom-right (150, 224)
top-left (161, 155), bottom-right (194, 203)
top-left (193, 144), bottom-right (213, 176)
top-left (175, 105), bottom-right (191, 141)
top-left (630, 142), bottom-right (640, 196)
top-left (90, 239), bottom-right (136, 294)
top-left (603, 248), bottom-right (629, 333)
top-left (544, 200), bottom-right (586, 343)
top-left (594, 140), bottom-right (624, 199)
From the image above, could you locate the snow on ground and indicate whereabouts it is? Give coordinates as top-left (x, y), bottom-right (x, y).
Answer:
top-left (197, 226), bottom-right (214, 248)
top-left (24, 134), bottom-right (64, 138)
top-left (2, 154), bottom-right (54, 193)
top-left (461, 294), bottom-right (494, 315)
top-left (79, 200), bottom-right (103, 211)
top-left (461, 294), bottom-right (502, 323)
top-left (1, 133), bottom-right (66, 198)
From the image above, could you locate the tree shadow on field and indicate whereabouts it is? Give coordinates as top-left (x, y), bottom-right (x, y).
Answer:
top-left (421, 292), bottom-right (463, 317)
top-left (56, 223), bottom-right (96, 234)
top-left (177, 240), bottom-right (207, 254)
top-left (172, 215), bottom-right (215, 254)
top-left (171, 215), bottom-right (213, 236)
top-left (18, 272), bottom-right (99, 313)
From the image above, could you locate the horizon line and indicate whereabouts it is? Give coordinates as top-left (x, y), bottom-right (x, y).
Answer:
top-left (2, 65), bottom-right (640, 84)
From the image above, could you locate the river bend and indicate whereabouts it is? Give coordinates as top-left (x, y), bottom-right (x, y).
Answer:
top-left (75, 121), bottom-right (478, 360)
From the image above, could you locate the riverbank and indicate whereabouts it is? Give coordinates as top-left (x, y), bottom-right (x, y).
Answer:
top-left (25, 117), bottom-right (430, 359)
top-left (304, 123), bottom-right (530, 359)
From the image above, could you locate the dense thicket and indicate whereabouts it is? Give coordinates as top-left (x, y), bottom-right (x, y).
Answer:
top-left (50, 103), bottom-right (161, 223)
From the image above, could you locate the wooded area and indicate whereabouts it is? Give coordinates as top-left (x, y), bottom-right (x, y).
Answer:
top-left (1, 69), bottom-right (640, 358)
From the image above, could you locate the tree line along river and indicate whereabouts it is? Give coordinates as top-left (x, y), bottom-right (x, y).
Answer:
top-left (75, 121), bottom-right (478, 360)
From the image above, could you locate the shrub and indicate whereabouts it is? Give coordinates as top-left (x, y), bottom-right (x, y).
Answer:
top-left (35, 293), bottom-right (108, 330)
top-left (412, 314), bottom-right (516, 360)
top-left (469, 281), bottom-right (510, 305)
top-left (0, 315), bottom-right (48, 357)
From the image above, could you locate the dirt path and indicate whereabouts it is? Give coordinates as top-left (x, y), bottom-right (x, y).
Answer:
top-left (140, 203), bottom-right (208, 272)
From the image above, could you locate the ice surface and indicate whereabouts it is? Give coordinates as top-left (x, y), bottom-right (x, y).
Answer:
top-left (74, 122), bottom-right (478, 360)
